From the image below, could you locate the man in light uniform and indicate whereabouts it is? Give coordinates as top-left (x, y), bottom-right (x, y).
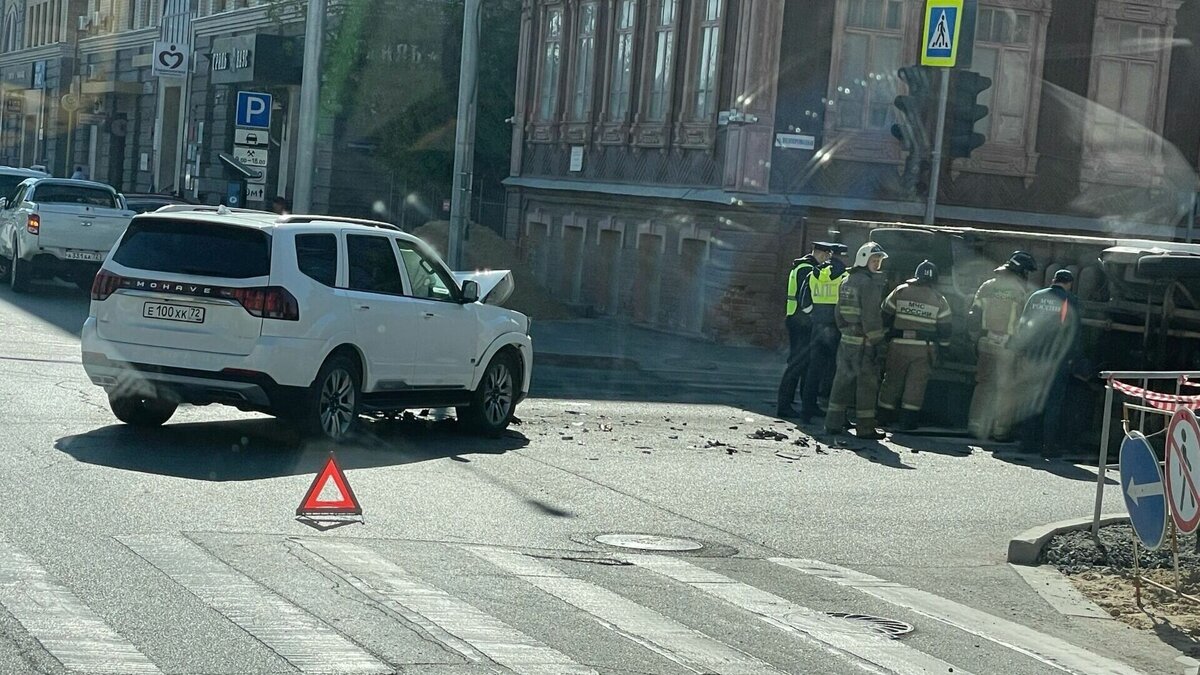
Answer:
top-left (878, 260), bottom-right (953, 430)
top-left (825, 242), bottom-right (889, 439)
top-left (967, 251), bottom-right (1038, 441)
top-left (777, 242), bottom-right (834, 417)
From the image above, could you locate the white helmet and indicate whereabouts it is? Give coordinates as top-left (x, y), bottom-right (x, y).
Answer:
top-left (854, 242), bottom-right (888, 268)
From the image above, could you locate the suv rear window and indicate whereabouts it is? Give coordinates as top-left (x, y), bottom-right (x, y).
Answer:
top-left (33, 184), bottom-right (118, 208)
top-left (111, 219), bottom-right (270, 279)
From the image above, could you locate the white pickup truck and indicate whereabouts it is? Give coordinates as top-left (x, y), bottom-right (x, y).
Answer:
top-left (0, 178), bottom-right (136, 292)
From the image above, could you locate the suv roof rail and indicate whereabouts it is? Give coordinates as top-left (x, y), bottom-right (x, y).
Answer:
top-left (277, 214), bottom-right (401, 231)
top-left (152, 204), bottom-right (270, 215)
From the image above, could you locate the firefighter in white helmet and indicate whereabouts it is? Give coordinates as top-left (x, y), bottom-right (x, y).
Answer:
top-left (825, 242), bottom-right (889, 439)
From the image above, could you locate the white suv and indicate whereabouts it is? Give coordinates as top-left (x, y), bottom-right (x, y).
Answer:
top-left (80, 207), bottom-right (532, 440)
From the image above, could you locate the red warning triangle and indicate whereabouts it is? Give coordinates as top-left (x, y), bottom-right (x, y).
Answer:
top-left (296, 453), bottom-right (362, 516)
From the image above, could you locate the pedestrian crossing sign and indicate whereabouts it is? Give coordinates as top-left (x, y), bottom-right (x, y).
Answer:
top-left (922, 0), bottom-right (963, 67)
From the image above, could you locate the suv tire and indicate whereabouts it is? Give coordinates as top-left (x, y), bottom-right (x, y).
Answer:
top-left (109, 394), bottom-right (177, 427)
top-left (458, 352), bottom-right (518, 437)
top-left (9, 239), bottom-right (30, 293)
top-left (301, 354), bottom-right (362, 442)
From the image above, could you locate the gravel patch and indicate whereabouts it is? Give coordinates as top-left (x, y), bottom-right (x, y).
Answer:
top-left (1040, 523), bottom-right (1200, 575)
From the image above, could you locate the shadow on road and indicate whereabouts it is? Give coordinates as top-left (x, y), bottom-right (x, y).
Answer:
top-left (55, 415), bottom-right (529, 482)
top-left (0, 282), bottom-right (91, 338)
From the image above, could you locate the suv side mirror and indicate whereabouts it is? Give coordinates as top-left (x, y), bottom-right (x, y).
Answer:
top-left (460, 280), bottom-right (480, 304)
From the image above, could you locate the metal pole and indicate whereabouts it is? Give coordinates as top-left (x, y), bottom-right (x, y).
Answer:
top-left (293, 0), bottom-right (326, 214)
top-left (924, 68), bottom-right (950, 226)
top-left (448, 0), bottom-right (482, 270)
top-left (1092, 380), bottom-right (1114, 541)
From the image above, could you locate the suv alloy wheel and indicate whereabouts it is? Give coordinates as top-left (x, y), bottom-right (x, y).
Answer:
top-left (303, 354), bottom-right (362, 442)
top-left (458, 352), bottom-right (517, 436)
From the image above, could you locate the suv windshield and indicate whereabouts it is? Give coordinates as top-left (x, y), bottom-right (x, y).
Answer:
top-left (110, 218), bottom-right (270, 278)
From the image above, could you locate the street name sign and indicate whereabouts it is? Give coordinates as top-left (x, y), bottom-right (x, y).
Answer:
top-left (1165, 407), bottom-right (1200, 534)
top-left (922, 0), bottom-right (963, 67)
top-left (1120, 431), bottom-right (1166, 550)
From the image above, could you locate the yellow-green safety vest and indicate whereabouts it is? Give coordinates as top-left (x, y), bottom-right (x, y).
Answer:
top-left (785, 261), bottom-right (815, 316)
top-left (810, 266), bottom-right (848, 305)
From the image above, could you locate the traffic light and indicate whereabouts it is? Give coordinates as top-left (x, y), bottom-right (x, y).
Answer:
top-left (891, 65), bottom-right (934, 150)
top-left (946, 70), bottom-right (992, 159)
top-left (892, 65), bottom-right (934, 194)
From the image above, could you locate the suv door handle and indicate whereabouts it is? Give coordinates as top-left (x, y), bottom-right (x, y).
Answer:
top-left (355, 304), bottom-right (371, 311)
top-left (423, 312), bottom-right (436, 318)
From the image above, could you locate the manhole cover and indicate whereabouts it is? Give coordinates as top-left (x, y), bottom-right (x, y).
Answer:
top-left (826, 613), bottom-right (914, 639)
top-left (594, 534), bottom-right (704, 551)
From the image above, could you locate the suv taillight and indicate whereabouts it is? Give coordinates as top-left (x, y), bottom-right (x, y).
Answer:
top-left (91, 269), bottom-right (122, 301)
top-left (26, 214), bottom-right (39, 235)
top-left (226, 286), bottom-right (299, 321)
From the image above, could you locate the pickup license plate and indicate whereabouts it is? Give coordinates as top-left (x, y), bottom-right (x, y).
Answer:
top-left (63, 250), bottom-right (103, 262)
top-left (143, 302), bottom-right (205, 324)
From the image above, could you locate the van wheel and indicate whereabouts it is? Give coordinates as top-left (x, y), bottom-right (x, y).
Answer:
top-left (458, 353), bottom-right (517, 437)
top-left (108, 394), bottom-right (177, 427)
top-left (9, 240), bottom-right (30, 293)
top-left (301, 354), bottom-right (361, 442)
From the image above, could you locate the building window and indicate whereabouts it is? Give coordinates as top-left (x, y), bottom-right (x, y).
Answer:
top-left (646, 0), bottom-right (677, 122)
top-left (1089, 19), bottom-right (1161, 156)
top-left (972, 7), bottom-right (1035, 146)
top-left (25, 0), bottom-right (64, 47)
top-left (608, 0), bottom-right (636, 121)
top-left (537, 6), bottom-right (564, 122)
top-left (570, 2), bottom-right (597, 120)
top-left (3, 8), bottom-right (17, 52)
top-left (834, 0), bottom-right (904, 131)
top-left (692, 0), bottom-right (722, 120)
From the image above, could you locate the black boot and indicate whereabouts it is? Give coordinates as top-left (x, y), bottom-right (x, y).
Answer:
top-left (876, 407), bottom-right (898, 427)
top-left (899, 410), bottom-right (919, 431)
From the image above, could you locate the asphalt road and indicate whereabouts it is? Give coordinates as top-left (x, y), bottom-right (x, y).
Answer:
top-left (0, 280), bottom-right (1186, 675)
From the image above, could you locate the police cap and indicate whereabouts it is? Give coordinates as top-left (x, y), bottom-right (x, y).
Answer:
top-left (812, 241), bottom-right (836, 253)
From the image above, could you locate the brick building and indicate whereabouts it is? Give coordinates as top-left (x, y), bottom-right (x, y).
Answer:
top-left (503, 0), bottom-right (1200, 347)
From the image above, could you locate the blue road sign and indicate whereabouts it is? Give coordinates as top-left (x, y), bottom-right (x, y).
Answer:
top-left (922, 0), bottom-right (963, 67)
top-left (1120, 431), bottom-right (1167, 551)
top-left (235, 91), bottom-right (272, 129)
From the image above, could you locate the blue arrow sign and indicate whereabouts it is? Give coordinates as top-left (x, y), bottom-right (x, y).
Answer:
top-left (1120, 431), bottom-right (1167, 551)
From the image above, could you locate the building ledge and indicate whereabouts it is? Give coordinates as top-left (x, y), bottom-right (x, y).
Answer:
top-left (503, 176), bottom-right (1185, 239)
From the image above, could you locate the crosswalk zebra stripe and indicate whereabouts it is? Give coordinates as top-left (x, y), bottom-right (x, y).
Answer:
top-left (460, 545), bottom-right (784, 675)
top-left (631, 554), bottom-right (969, 675)
top-left (120, 534), bottom-right (390, 674)
top-left (770, 558), bottom-right (1145, 675)
top-left (297, 539), bottom-right (598, 674)
top-left (0, 535), bottom-right (161, 673)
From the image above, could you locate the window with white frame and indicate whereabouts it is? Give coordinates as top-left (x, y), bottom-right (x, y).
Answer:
top-left (691, 0), bottom-right (722, 121)
top-left (24, 0), bottom-right (63, 47)
top-left (646, 0), bottom-right (677, 123)
top-left (570, 2), bottom-right (597, 120)
top-left (971, 7), bottom-right (1035, 146)
top-left (1088, 19), bottom-right (1161, 156)
top-left (537, 6), bottom-right (564, 122)
top-left (834, 0), bottom-right (904, 131)
top-left (608, 0), bottom-right (636, 121)
top-left (2, 8), bottom-right (17, 52)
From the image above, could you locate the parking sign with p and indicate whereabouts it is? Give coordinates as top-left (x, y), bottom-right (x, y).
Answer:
top-left (236, 91), bottom-right (272, 129)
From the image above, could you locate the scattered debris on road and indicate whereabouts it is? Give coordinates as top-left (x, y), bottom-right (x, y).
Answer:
top-left (775, 451), bottom-right (804, 461)
top-left (749, 428), bottom-right (789, 441)
top-left (561, 435), bottom-right (574, 441)
top-left (599, 423), bottom-right (613, 432)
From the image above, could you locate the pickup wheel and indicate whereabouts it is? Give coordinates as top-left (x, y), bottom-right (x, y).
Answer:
top-left (457, 352), bottom-right (518, 437)
top-left (108, 394), bottom-right (177, 427)
top-left (8, 239), bottom-right (30, 293)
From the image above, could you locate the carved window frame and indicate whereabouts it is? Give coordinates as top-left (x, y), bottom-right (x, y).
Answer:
top-left (631, 0), bottom-right (681, 148)
top-left (823, 0), bottom-right (920, 164)
top-left (529, 1), bottom-right (567, 144)
top-left (674, 0), bottom-right (725, 149)
top-left (598, 0), bottom-right (638, 145)
top-left (950, 0), bottom-right (1051, 184)
top-left (563, 0), bottom-right (602, 145)
top-left (1079, 0), bottom-right (1181, 189)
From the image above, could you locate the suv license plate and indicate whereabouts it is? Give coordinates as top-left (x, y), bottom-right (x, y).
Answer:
top-left (143, 302), bottom-right (205, 324)
top-left (63, 251), bottom-right (103, 262)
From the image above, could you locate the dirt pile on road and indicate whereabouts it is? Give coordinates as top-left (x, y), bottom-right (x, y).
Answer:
top-left (413, 220), bottom-right (577, 320)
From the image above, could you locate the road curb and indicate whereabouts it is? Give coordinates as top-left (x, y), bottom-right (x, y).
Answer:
top-left (1007, 514), bottom-right (1129, 565)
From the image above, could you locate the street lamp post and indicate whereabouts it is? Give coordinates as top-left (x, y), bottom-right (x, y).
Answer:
top-left (447, 0), bottom-right (482, 271)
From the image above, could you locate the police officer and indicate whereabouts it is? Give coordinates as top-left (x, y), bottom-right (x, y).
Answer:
top-left (825, 242), bottom-right (889, 439)
top-left (777, 242), bottom-right (834, 417)
top-left (799, 244), bottom-right (850, 422)
top-left (967, 251), bottom-right (1038, 442)
top-left (878, 261), bottom-right (953, 430)
top-left (1011, 269), bottom-right (1083, 458)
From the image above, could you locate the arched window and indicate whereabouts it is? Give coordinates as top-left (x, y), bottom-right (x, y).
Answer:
top-left (1, 8), bottom-right (17, 52)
